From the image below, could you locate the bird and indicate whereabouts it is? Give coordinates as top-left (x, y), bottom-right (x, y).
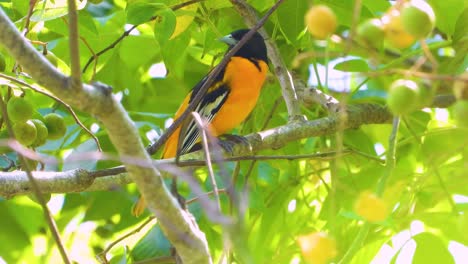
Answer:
top-left (133, 29), bottom-right (269, 216)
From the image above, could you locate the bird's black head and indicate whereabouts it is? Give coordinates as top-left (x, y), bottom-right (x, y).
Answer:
top-left (219, 29), bottom-right (268, 63)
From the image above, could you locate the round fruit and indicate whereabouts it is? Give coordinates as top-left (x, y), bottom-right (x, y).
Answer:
top-left (357, 18), bottom-right (385, 48)
top-left (30, 119), bottom-right (49, 147)
top-left (453, 72), bottom-right (468, 100)
top-left (382, 10), bottom-right (416, 49)
top-left (305, 5), bottom-right (337, 40)
top-left (387, 79), bottom-right (420, 115)
top-left (297, 232), bottom-right (337, 264)
top-left (13, 120), bottom-right (37, 146)
top-left (88, 0), bottom-right (104, 4)
top-left (7, 96), bottom-right (34, 123)
top-left (44, 113), bottom-right (66, 140)
top-left (417, 81), bottom-right (434, 108)
top-left (354, 191), bottom-right (389, 222)
top-left (401, 0), bottom-right (435, 38)
top-left (453, 100), bottom-right (468, 127)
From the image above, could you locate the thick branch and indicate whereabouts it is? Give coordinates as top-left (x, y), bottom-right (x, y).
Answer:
top-left (0, 9), bottom-right (210, 264)
top-left (0, 102), bottom-right (392, 198)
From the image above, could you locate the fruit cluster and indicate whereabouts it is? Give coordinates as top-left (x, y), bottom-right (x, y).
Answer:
top-left (304, 0), bottom-right (436, 49)
top-left (360, 0), bottom-right (435, 49)
top-left (3, 96), bottom-right (67, 149)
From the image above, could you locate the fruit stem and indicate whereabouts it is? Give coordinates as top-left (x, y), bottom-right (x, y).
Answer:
top-left (377, 116), bottom-right (400, 196)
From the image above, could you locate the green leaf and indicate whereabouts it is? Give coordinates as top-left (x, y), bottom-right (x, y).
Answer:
top-left (276, 0), bottom-right (308, 44)
top-left (334, 59), bottom-right (369, 72)
top-left (412, 232), bottom-right (455, 264)
top-left (350, 239), bottom-right (389, 264)
top-left (30, 0), bottom-right (87, 22)
top-left (132, 224), bottom-right (171, 261)
top-left (126, 2), bottom-right (166, 25)
top-left (153, 8), bottom-right (177, 47)
top-left (362, 0), bottom-right (391, 15)
top-left (427, 0), bottom-right (465, 36)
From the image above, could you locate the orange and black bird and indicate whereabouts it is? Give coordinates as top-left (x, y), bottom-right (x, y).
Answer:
top-left (133, 29), bottom-right (268, 216)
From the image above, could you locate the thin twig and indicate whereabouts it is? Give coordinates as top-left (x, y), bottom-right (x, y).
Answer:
top-left (67, 0), bottom-right (82, 87)
top-left (0, 73), bottom-right (102, 151)
top-left (146, 0), bottom-right (286, 155)
top-left (191, 112), bottom-right (222, 213)
top-left (0, 95), bottom-right (71, 264)
top-left (186, 189), bottom-right (227, 204)
top-left (344, 0), bottom-right (362, 54)
top-left (22, 0), bottom-right (38, 36)
top-left (82, 0), bottom-right (205, 73)
top-left (97, 217), bottom-right (156, 264)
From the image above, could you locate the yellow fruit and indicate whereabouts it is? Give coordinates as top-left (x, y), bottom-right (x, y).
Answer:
top-left (297, 232), bottom-right (337, 264)
top-left (13, 120), bottom-right (37, 146)
top-left (30, 119), bottom-right (49, 147)
top-left (7, 96), bottom-right (34, 123)
top-left (357, 18), bottom-right (385, 48)
top-left (453, 100), bottom-right (468, 127)
top-left (401, 0), bottom-right (435, 38)
top-left (387, 79), bottom-right (420, 115)
top-left (453, 72), bottom-right (468, 100)
top-left (44, 113), bottom-right (66, 140)
top-left (382, 10), bottom-right (416, 49)
top-left (354, 191), bottom-right (389, 222)
top-left (305, 5), bottom-right (337, 39)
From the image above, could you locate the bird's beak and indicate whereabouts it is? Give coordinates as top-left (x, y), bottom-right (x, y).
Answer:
top-left (219, 34), bottom-right (237, 46)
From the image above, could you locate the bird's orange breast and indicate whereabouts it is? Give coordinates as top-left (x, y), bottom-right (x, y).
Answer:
top-left (209, 57), bottom-right (268, 134)
top-left (162, 56), bottom-right (268, 158)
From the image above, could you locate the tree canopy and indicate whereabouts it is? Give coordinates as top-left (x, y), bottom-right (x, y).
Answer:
top-left (0, 0), bottom-right (467, 263)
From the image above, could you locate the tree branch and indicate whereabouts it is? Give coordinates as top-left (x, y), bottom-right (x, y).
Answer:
top-left (0, 100), bottom-right (393, 199)
top-left (0, 8), bottom-right (211, 264)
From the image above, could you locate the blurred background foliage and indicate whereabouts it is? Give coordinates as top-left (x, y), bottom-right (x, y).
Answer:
top-left (0, 0), bottom-right (467, 263)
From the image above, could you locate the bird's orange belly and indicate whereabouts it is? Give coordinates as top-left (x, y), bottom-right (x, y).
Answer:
top-left (210, 57), bottom-right (267, 135)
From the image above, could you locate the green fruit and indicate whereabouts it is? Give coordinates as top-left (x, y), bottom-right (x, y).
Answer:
top-left (7, 97), bottom-right (33, 123)
top-left (387, 79), bottom-right (420, 115)
top-left (401, 0), bottom-right (435, 38)
top-left (44, 113), bottom-right (66, 140)
top-left (88, 0), bottom-right (104, 4)
top-left (357, 19), bottom-right (385, 48)
top-left (30, 119), bottom-right (48, 147)
top-left (453, 100), bottom-right (468, 127)
top-left (13, 120), bottom-right (37, 146)
top-left (417, 82), bottom-right (434, 108)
